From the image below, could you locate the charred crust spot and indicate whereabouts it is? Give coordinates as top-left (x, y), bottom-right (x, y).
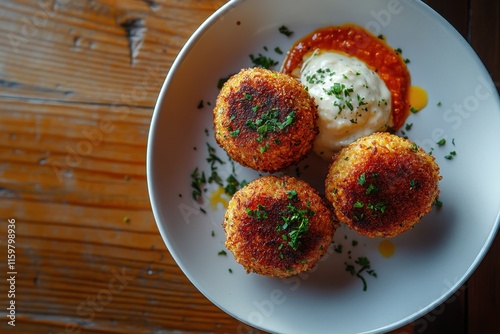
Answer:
top-left (213, 68), bottom-right (318, 172)
top-left (223, 175), bottom-right (336, 277)
top-left (325, 132), bottom-right (441, 238)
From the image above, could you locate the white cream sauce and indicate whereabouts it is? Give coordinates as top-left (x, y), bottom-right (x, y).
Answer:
top-left (300, 51), bottom-right (392, 160)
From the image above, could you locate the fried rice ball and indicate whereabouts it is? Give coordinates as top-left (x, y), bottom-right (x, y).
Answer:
top-left (213, 68), bottom-right (318, 172)
top-left (325, 132), bottom-right (441, 238)
top-left (223, 175), bottom-right (336, 278)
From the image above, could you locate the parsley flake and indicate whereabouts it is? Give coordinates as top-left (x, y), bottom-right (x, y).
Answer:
top-left (278, 202), bottom-right (315, 251)
top-left (278, 25), bottom-right (294, 37)
top-left (345, 256), bottom-right (377, 291)
top-left (246, 204), bottom-right (268, 220)
top-left (249, 53), bottom-right (278, 69)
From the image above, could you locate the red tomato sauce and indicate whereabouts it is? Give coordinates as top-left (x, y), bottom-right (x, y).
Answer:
top-left (282, 24), bottom-right (411, 130)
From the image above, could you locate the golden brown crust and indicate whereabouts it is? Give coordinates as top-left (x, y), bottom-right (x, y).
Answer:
top-left (213, 68), bottom-right (318, 172)
top-left (223, 175), bottom-right (336, 278)
top-left (325, 132), bottom-right (441, 238)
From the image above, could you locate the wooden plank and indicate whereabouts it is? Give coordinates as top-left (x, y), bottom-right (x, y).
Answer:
top-left (0, 0), bottom-right (226, 106)
top-left (0, 99), bottom-right (152, 209)
top-left (0, 245), bottom-right (244, 333)
top-left (0, 217), bottom-right (246, 333)
top-left (414, 3), bottom-right (468, 333)
top-left (467, 234), bottom-right (500, 333)
top-left (407, 1), bottom-right (498, 333)
top-left (1, 0), bottom-right (498, 333)
top-left (417, 1), bottom-right (500, 333)
top-left (0, 1), bottom-right (245, 330)
top-left (469, 0), bottom-right (500, 90)
top-left (423, 0), bottom-right (469, 37)
top-left (424, 0), bottom-right (499, 92)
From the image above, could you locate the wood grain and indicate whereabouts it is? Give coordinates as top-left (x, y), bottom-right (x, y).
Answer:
top-left (421, 1), bottom-right (500, 333)
top-left (469, 0), bottom-right (500, 90)
top-left (0, 0), bottom-right (498, 333)
top-left (0, 0), bottom-right (226, 105)
top-left (1, 1), bottom-right (240, 333)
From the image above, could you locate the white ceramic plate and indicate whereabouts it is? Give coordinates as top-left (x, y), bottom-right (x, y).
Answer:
top-left (147, 0), bottom-right (500, 333)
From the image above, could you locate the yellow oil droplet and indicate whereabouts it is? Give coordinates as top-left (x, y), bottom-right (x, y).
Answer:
top-left (378, 240), bottom-right (395, 258)
top-left (409, 86), bottom-right (428, 111)
top-left (210, 186), bottom-right (230, 210)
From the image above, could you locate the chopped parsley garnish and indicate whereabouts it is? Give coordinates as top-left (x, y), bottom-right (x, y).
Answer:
top-left (233, 187), bottom-right (312, 255)
top-left (190, 167), bottom-right (206, 201)
top-left (332, 236), bottom-right (375, 291)
top-left (225, 174), bottom-right (246, 196)
top-left (436, 138), bottom-right (446, 146)
top-left (259, 144), bottom-right (269, 153)
top-left (357, 172), bottom-right (380, 195)
top-left (357, 173), bottom-right (366, 186)
top-left (245, 108), bottom-right (296, 151)
top-left (409, 142), bottom-right (419, 153)
top-left (365, 183), bottom-right (379, 195)
top-left (278, 25), bottom-right (294, 37)
top-left (367, 202), bottom-right (386, 214)
top-left (218, 250), bottom-right (227, 256)
top-left (429, 139), bottom-right (457, 160)
top-left (217, 74), bottom-right (233, 89)
top-left (353, 172), bottom-right (384, 218)
top-left (353, 201), bottom-right (386, 214)
top-left (190, 142), bottom-right (247, 207)
top-left (378, 99), bottom-right (388, 106)
top-left (207, 143), bottom-right (224, 185)
top-left (445, 151), bottom-right (457, 160)
top-left (333, 243), bottom-right (343, 253)
top-left (317, 80), bottom-right (363, 114)
top-left (249, 53), bottom-right (279, 69)
top-left (286, 189), bottom-right (298, 200)
top-left (278, 202), bottom-right (315, 251)
top-left (345, 257), bottom-right (377, 291)
top-left (229, 128), bottom-right (240, 137)
top-left (345, 99), bottom-right (354, 111)
top-left (246, 204), bottom-right (268, 220)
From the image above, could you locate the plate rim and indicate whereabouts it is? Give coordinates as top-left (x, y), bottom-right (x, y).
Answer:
top-left (146, 0), bottom-right (500, 332)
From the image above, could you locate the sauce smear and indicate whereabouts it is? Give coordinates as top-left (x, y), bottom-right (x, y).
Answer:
top-left (378, 240), bottom-right (396, 258)
top-left (409, 85), bottom-right (428, 111)
top-left (282, 24), bottom-right (411, 129)
top-left (210, 186), bottom-right (230, 210)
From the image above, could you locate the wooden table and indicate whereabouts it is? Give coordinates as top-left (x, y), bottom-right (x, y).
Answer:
top-left (1, 1), bottom-right (498, 333)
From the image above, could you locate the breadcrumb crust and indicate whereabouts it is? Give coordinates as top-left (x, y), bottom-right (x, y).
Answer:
top-left (325, 132), bottom-right (441, 238)
top-left (223, 175), bottom-right (336, 278)
top-left (213, 68), bottom-right (318, 172)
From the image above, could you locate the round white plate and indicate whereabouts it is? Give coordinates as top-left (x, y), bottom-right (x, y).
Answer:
top-left (147, 0), bottom-right (500, 333)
